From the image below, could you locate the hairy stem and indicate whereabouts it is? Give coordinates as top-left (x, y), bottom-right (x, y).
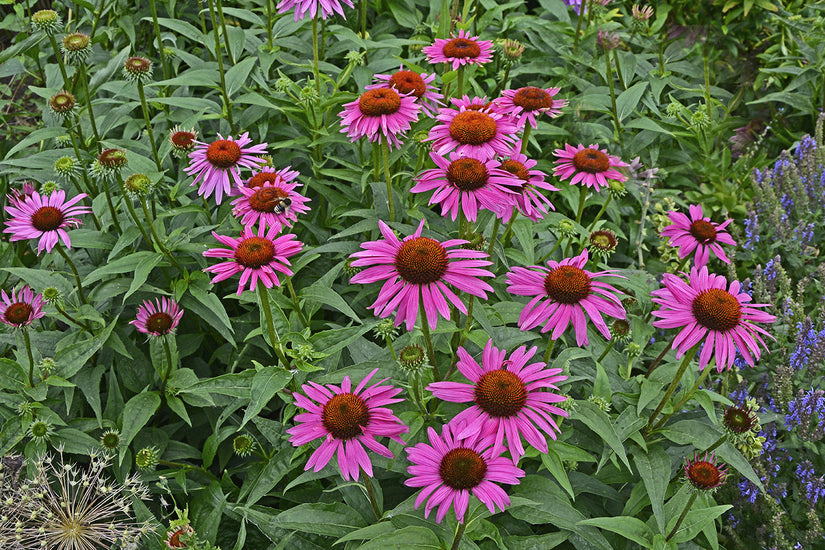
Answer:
top-left (55, 245), bottom-right (87, 304)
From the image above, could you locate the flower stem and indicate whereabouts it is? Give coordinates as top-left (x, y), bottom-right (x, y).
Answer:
top-left (362, 471), bottom-right (382, 520)
top-left (538, 237), bottom-right (563, 264)
top-left (382, 142), bottom-right (395, 221)
top-left (148, 0), bottom-right (171, 81)
top-left (257, 284), bottom-right (291, 368)
top-left (521, 124), bottom-right (532, 154)
top-left (666, 492), bottom-right (698, 542)
top-left (312, 16), bottom-right (321, 100)
top-left (485, 217), bottom-right (501, 259)
top-left (419, 286), bottom-right (440, 380)
top-left (216, 0), bottom-right (234, 64)
top-left (23, 329), bottom-right (35, 387)
top-left (207, 0), bottom-right (236, 133)
top-left (543, 338), bottom-right (556, 364)
top-left (55, 303), bottom-right (93, 333)
top-left (115, 174), bottom-right (154, 247)
top-left (573, 3), bottom-right (584, 53)
top-left (386, 335), bottom-right (397, 360)
top-left (450, 523), bottom-right (467, 550)
top-left (605, 50), bottom-right (622, 143)
top-left (644, 344), bottom-right (699, 436)
top-left (285, 277), bottom-right (309, 328)
top-left (139, 197), bottom-right (183, 272)
top-left (136, 81), bottom-right (163, 172)
top-left (265, 0), bottom-right (273, 49)
top-left (47, 34), bottom-right (71, 90)
top-left (55, 245), bottom-right (87, 304)
top-left (586, 194), bottom-right (612, 232)
top-left (90, 0), bottom-right (108, 41)
top-left (597, 338), bottom-right (615, 363)
top-left (456, 65), bottom-right (465, 99)
top-left (77, 64), bottom-right (101, 149)
top-left (644, 340), bottom-right (672, 377)
top-left (703, 435), bottom-right (727, 455)
top-left (160, 336), bottom-right (175, 395)
top-left (651, 361), bottom-right (714, 432)
top-left (574, 185), bottom-right (588, 225)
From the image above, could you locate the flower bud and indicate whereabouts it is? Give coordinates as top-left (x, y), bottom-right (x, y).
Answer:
top-left (61, 32), bottom-right (92, 64)
top-left (31, 9), bottom-right (62, 35)
top-left (232, 435), bottom-right (255, 457)
top-left (48, 91), bottom-right (76, 117)
top-left (123, 56), bottom-right (153, 84)
top-left (399, 344), bottom-right (426, 374)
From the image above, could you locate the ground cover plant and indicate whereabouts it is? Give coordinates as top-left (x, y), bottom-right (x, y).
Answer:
top-left (0, 0), bottom-right (823, 548)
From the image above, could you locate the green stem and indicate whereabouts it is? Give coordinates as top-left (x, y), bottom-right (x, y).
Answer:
top-left (382, 142), bottom-right (395, 220)
top-left (586, 194), bottom-right (612, 232)
top-left (500, 212), bottom-right (517, 248)
top-left (148, 0), bottom-right (171, 80)
top-left (703, 43), bottom-right (712, 121)
top-left (450, 523), bottom-right (467, 550)
top-left (496, 63), bottom-right (511, 96)
top-left (285, 277), bottom-right (309, 328)
top-left (612, 49), bottom-right (625, 89)
top-left (538, 237), bottom-right (563, 264)
top-left (265, 0), bottom-right (273, 49)
top-left (543, 338), bottom-right (556, 364)
top-left (456, 65), bottom-right (464, 99)
top-left (23, 329), bottom-right (35, 387)
top-left (139, 197), bottom-right (183, 272)
top-left (574, 185), bottom-right (588, 225)
top-left (362, 471), bottom-right (382, 520)
top-left (55, 245), bottom-right (87, 304)
top-left (77, 64), bottom-right (101, 149)
top-left (90, 0), bottom-right (107, 41)
top-left (257, 284), bottom-right (291, 367)
top-left (100, 179), bottom-right (122, 234)
top-left (666, 492), bottom-right (698, 542)
top-left (207, 0), bottom-right (236, 133)
top-left (55, 303), bottom-right (93, 333)
top-left (573, 2), bottom-right (584, 53)
top-left (485, 217), bottom-right (501, 259)
top-left (115, 174), bottom-right (153, 247)
top-left (419, 286), bottom-right (440, 380)
top-left (136, 81), bottom-right (163, 172)
top-left (216, 0), bottom-right (234, 64)
top-left (605, 51), bottom-right (622, 142)
top-left (651, 362), bottom-right (714, 432)
top-left (644, 345), bottom-right (699, 436)
top-left (312, 16), bottom-right (321, 100)
top-left (521, 124), bottom-right (532, 154)
top-left (386, 335), bottom-right (397, 360)
top-left (160, 336), bottom-right (175, 395)
top-left (360, 0), bottom-right (367, 42)
top-left (48, 35), bottom-right (71, 90)
top-left (703, 435), bottom-right (727, 455)
top-left (597, 338), bottom-right (615, 363)
top-left (67, 124), bottom-right (98, 199)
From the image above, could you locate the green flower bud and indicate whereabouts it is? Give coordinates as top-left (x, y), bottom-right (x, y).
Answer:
top-left (233, 435), bottom-right (255, 457)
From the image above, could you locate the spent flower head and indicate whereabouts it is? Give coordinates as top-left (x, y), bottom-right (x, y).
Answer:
top-left (684, 451), bottom-right (728, 491)
top-left (169, 126), bottom-right (198, 158)
top-left (90, 148), bottom-right (128, 182)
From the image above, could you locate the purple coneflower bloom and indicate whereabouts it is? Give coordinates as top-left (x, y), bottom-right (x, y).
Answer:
top-left (365, 67), bottom-right (443, 117)
top-left (129, 297), bottom-right (184, 337)
top-left (338, 88), bottom-right (420, 150)
top-left (427, 339), bottom-right (568, 462)
top-left (231, 179), bottom-right (310, 232)
top-left (498, 141), bottom-right (558, 222)
top-left (3, 190), bottom-right (90, 254)
top-left (422, 29), bottom-right (493, 70)
top-left (660, 204), bottom-right (736, 267)
top-left (495, 86), bottom-right (566, 129)
top-left (276, 0), bottom-right (354, 21)
top-left (426, 104), bottom-right (518, 159)
top-left (0, 285), bottom-right (45, 328)
top-left (553, 143), bottom-right (628, 191)
top-left (287, 368), bottom-right (408, 481)
top-left (185, 132), bottom-right (267, 205)
top-left (349, 219), bottom-right (494, 331)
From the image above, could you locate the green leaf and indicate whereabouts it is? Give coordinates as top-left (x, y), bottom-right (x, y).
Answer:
top-left (541, 448), bottom-right (575, 499)
top-left (183, 286), bottom-right (235, 344)
top-left (118, 391), bottom-right (161, 464)
top-left (166, 395), bottom-right (192, 426)
top-left (301, 285), bottom-right (361, 323)
top-left (716, 441), bottom-right (765, 493)
top-left (241, 365), bottom-right (292, 428)
top-left (272, 502), bottom-right (367, 538)
top-left (124, 253), bottom-right (164, 301)
top-left (225, 56), bottom-right (257, 96)
top-left (179, 370), bottom-right (255, 398)
top-left (575, 401), bottom-right (632, 471)
top-left (83, 251), bottom-right (159, 286)
top-left (503, 532), bottom-right (570, 550)
top-left (359, 526), bottom-right (442, 549)
top-left (616, 81), bottom-right (649, 122)
top-left (54, 319), bottom-right (118, 378)
top-left (668, 505), bottom-right (731, 544)
top-left (633, 446), bottom-right (671, 534)
top-left (578, 516), bottom-right (654, 546)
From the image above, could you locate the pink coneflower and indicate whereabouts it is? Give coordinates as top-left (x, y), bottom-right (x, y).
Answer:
top-left (338, 88), bottom-right (420, 150)
top-left (404, 421), bottom-right (525, 524)
top-left (276, 0), bottom-right (354, 20)
top-left (287, 368), bottom-right (408, 481)
top-left (203, 225), bottom-right (303, 296)
top-left (184, 132), bottom-right (267, 205)
top-left (423, 29), bottom-right (493, 70)
top-left (498, 141), bottom-right (558, 222)
top-left (129, 297), bottom-right (184, 337)
top-left (427, 339), bottom-right (568, 463)
top-left (165, 524), bottom-right (194, 549)
top-left (426, 104), bottom-right (518, 159)
top-left (231, 180), bottom-right (310, 232)
top-left (553, 143), bottom-right (628, 191)
top-left (505, 249), bottom-right (626, 346)
top-left (366, 67), bottom-right (443, 117)
top-left (349, 219), bottom-right (494, 331)
top-left (684, 451), bottom-right (728, 491)
top-left (3, 190), bottom-right (90, 255)
top-left (0, 285), bottom-right (45, 328)
top-left (660, 204), bottom-right (737, 267)
top-left (6, 182), bottom-right (36, 207)
top-left (231, 165), bottom-right (301, 196)
top-left (450, 95), bottom-right (496, 113)
top-left (651, 265), bottom-right (776, 371)
top-left (495, 86), bottom-right (567, 129)
top-left (410, 151), bottom-right (522, 222)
